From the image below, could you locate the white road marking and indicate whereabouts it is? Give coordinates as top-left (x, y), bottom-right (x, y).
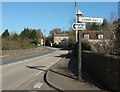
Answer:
top-left (33, 82), bottom-right (43, 89)
top-left (45, 57), bottom-right (64, 69)
top-left (35, 71), bottom-right (42, 76)
top-left (34, 56), bottom-right (63, 76)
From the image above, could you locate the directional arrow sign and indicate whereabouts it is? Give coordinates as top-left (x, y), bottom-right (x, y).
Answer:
top-left (78, 17), bottom-right (103, 23)
top-left (72, 23), bottom-right (86, 30)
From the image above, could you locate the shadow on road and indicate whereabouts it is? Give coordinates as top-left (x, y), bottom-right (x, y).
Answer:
top-left (49, 69), bottom-right (77, 80)
top-left (26, 65), bottom-right (47, 72)
top-left (54, 54), bottom-right (67, 58)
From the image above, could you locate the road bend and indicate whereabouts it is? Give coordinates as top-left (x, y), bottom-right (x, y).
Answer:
top-left (2, 48), bottom-right (68, 90)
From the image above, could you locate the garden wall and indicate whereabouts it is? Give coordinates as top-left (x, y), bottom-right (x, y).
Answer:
top-left (82, 51), bottom-right (120, 91)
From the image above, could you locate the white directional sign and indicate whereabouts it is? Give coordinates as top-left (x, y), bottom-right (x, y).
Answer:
top-left (78, 17), bottom-right (103, 23)
top-left (72, 23), bottom-right (86, 30)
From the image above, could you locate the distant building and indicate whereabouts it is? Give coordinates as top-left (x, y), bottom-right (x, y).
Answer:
top-left (53, 33), bottom-right (69, 46)
top-left (81, 30), bottom-right (114, 44)
top-left (53, 31), bottom-right (114, 46)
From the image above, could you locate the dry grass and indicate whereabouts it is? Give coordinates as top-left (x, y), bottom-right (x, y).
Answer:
top-left (2, 47), bottom-right (44, 60)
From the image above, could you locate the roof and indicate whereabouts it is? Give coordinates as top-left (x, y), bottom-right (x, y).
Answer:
top-left (81, 30), bottom-right (114, 39)
top-left (54, 33), bottom-right (69, 37)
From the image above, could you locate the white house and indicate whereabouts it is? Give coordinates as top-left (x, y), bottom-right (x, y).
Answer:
top-left (53, 33), bottom-right (69, 46)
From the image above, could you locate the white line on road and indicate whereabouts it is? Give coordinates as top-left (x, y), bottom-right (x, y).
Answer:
top-left (35, 71), bottom-right (42, 76)
top-left (33, 82), bottom-right (43, 89)
top-left (34, 57), bottom-right (63, 76)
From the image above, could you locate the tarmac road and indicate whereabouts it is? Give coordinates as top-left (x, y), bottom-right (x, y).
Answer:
top-left (2, 48), bottom-right (68, 90)
top-left (2, 47), bottom-right (55, 65)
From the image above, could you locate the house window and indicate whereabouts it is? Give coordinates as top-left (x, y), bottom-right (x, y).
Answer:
top-left (98, 34), bottom-right (103, 39)
top-left (84, 34), bottom-right (89, 39)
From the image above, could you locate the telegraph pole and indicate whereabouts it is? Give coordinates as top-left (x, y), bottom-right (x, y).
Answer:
top-left (44, 30), bottom-right (45, 48)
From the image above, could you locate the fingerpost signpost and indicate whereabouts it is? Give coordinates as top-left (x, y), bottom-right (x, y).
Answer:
top-left (72, 10), bottom-right (103, 80)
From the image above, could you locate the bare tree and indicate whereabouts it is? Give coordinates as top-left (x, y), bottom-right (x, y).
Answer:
top-left (110, 11), bottom-right (118, 23)
top-left (113, 18), bottom-right (120, 56)
top-left (108, 11), bottom-right (118, 31)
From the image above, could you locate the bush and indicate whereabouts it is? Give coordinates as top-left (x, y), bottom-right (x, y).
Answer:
top-left (31, 38), bottom-right (39, 46)
top-left (52, 43), bottom-right (60, 48)
top-left (113, 18), bottom-right (120, 56)
top-left (2, 38), bottom-right (34, 50)
top-left (82, 40), bottom-right (92, 51)
top-left (72, 40), bottom-right (94, 57)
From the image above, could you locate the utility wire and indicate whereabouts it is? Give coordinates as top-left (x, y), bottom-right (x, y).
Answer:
top-left (65, 2), bottom-right (77, 30)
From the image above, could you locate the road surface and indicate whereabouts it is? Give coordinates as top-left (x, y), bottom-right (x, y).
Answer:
top-left (2, 47), bottom-right (55, 65)
top-left (2, 48), bottom-right (68, 90)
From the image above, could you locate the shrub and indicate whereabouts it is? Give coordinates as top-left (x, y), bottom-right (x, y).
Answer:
top-left (81, 40), bottom-right (92, 51)
top-left (72, 40), bottom-right (94, 56)
top-left (2, 38), bottom-right (34, 50)
top-left (31, 38), bottom-right (39, 46)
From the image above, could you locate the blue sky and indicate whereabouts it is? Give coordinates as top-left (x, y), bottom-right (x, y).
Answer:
top-left (2, 2), bottom-right (118, 36)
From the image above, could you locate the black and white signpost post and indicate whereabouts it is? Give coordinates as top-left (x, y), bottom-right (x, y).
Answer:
top-left (77, 10), bottom-right (83, 80)
top-left (72, 10), bottom-right (103, 80)
top-left (72, 10), bottom-right (84, 80)
top-left (78, 28), bottom-right (82, 80)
